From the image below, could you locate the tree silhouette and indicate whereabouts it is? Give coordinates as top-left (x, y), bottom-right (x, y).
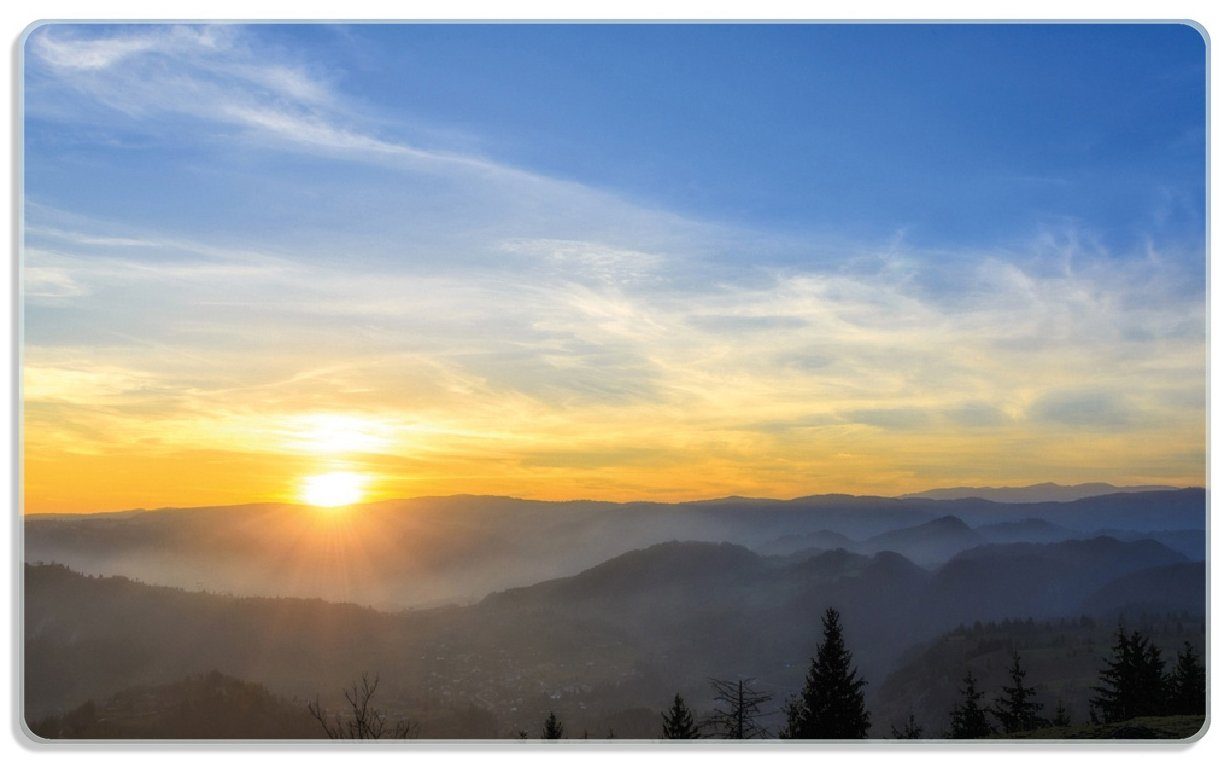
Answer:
top-left (948, 671), bottom-right (993, 739)
top-left (307, 673), bottom-right (416, 739)
top-left (703, 678), bottom-right (772, 739)
top-left (1091, 626), bottom-right (1167, 722)
top-left (540, 711), bottom-right (565, 740)
top-left (661, 693), bottom-right (701, 739)
top-left (1052, 699), bottom-right (1071, 727)
top-left (1166, 641), bottom-right (1205, 715)
top-left (891, 713), bottom-right (924, 739)
top-left (991, 651), bottom-right (1044, 733)
top-left (781, 608), bottom-right (870, 739)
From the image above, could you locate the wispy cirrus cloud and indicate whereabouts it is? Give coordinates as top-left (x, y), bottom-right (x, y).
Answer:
top-left (31, 25), bottom-right (224, 70)
top-left (27, 24), bottom-right (534, 179)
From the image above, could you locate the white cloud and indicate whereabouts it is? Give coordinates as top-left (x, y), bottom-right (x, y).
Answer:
top-left (30, 25), bottom-right (222, 71)
top-left (23, 266), bottom-right (88, 298)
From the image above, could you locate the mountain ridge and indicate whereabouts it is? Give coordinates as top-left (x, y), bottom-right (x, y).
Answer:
top-left (900, 482), bottom-right (1182, 503)
top-left (24, 484), bottom-right (1200, 519)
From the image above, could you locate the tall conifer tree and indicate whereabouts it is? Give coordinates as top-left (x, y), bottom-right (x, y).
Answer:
top-left (781, 608), bottom-right (870, 739)
top-left (540, 711), bottom-right (564, 740)
top-left (1091, 626), bottom-right (1167, 722)
top-left (1052, 699), bottom-right (1071, 727)
top-left (1166, 641), bottom-right (1205, 716)
top-left (661, 693), bottom-right (701, 739)
top-left (948, 671), bottom-right (993, 739)
top-left (891, 713), bottom-right (924, 739)
top-left (991, 651), bottom-right (1045, 733)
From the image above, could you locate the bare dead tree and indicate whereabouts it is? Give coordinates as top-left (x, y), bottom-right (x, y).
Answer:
top-left (703, 678), bottom-right (773, 739)
top-left (307, 673), bottom-right (417, 739)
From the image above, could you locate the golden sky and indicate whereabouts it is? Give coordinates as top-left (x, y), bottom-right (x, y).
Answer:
top-left (22, 252), bottom-right (1207, 512)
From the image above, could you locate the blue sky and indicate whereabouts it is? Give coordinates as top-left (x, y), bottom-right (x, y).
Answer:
top-left (21, 23), bottom-right (1209, 509)
top-left (351, 24), bottom-right (1206, 249)
top-left (26, 24), bottom-right (1206, 255)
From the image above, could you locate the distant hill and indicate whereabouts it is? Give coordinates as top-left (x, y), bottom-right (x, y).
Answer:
top-left (760, 528), bottom-right (854, 556)
top-left (859, 516), bottom-right (983, 566)
top-left (487, 540), bottom-right (771, 606)
top-left (922, 489), bottom-right (1206, 533)
top-left (977, 518), bottom-right (1076, 544)
top-left (764, 514), bottom-right (1188, 570)
top-left (1038, 489), bottom-right (1205, 533)
top-left (26, 671), bottom-right (323, 739)
top-left (23, 509), bottom-right (148, 521)
top-left (1089, 528), bottom-right (1206, 560)
top-left (1082, 562), bottom-right (1205, 617)
top-left (900, 482), bottom-right (1180, 503)
top-left (923, 537), bottom-right (1188, 623)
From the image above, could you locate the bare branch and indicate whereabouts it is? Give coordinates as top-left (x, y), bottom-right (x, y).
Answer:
top-left (306, 672), bottom-right (416, 739)
top-left (702, 677), bottom-right (773, 739)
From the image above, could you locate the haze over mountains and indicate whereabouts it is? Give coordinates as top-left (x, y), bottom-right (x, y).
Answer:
top-left (24, 485), bottom-right (1206, 738)
top-left (25, 487), bottom-right (1204, 608)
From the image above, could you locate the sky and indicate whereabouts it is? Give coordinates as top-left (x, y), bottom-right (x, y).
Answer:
top-left (22, 23), bottom-right (1207, 512)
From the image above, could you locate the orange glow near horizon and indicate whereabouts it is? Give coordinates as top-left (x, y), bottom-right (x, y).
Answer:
top-left (20, 397), bottom-right (1207, 514)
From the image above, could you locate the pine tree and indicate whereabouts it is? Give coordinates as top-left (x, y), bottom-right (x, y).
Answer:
top-left (1166, 641), bottom-right (1205, 716)
top-left (541, 711), bottom-right (564, 740)
top-left (948, 671), bottom-right (993, 739)
top-left (1091, 626), bottom-right (1167, 722)
top-left (781, 608), bottom-right (871, 739)
top-left (1052, 700), bottom-right (1071, 727)
top-left (991, 651), bottom-right (1045, 733)
top-left (891, 713), bottom-right (924, 739)
top-left (661, 693), bottom-right (701, 739)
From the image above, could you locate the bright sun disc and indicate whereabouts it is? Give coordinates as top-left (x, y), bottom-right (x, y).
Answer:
top-left (300, 471), bottom-right (368, 508)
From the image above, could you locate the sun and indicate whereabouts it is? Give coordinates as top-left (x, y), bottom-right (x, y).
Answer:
top-left (299, 471), bottom-right (369, 508)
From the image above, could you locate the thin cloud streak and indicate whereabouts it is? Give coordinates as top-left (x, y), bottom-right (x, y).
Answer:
top-left (28, 25), bottom-right (548, 182)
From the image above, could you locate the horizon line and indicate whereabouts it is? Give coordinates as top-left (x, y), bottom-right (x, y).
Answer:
top-left (21, 483), bottom-right (1204, 517)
